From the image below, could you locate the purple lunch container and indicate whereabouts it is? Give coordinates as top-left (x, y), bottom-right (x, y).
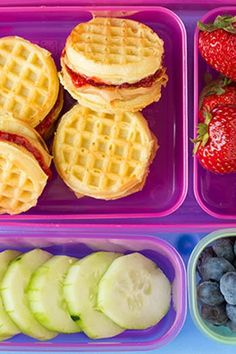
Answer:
top-left (193, 6), bottom-right (236, 219)
top-left (0, 5), bottom-right (187, 220)
top-left (0, 223), bottom-right (187, 351)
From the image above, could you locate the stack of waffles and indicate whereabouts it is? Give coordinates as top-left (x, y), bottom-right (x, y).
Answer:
top-left (55, 17), bottom-right (168, 200)
top-left (0, 36), bottom-right (63, 214)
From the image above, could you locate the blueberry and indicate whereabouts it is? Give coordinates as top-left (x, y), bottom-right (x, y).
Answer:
top-left (197, 281), bottom-right (224, 306)
top-left (226, 304), bottom-right (236, 322)
top-left (199, 257), bottom-right (235, 281)
top-left (220, 272), bottom-right (236, 305)
top-left (197, 247), bottom-right (215, 275)
top-left (212, 238), bottom-right (234, 263)
top-left (200, 303), bottom-right (228, 325)
top-left (227, 320), bottom-right (236, 333)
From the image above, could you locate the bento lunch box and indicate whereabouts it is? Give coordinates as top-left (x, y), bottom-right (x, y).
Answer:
top-left (193, 6), bottom-right (236, 220)
top-left (0, 5), bottom-right (187, 221)
top-left (0, 223), bottom-right (186, 352)
top-left (188, 228), bottom-right (236, 344)
top-left (0, 0), bottom-right (236, 352)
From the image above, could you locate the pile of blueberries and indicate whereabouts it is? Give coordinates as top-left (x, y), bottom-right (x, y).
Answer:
top-left (197, 237), bottom-right (236, 332)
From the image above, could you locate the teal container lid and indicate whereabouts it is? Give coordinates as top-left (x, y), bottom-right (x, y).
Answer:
top-left (188, 228), bottom-right (236, 344)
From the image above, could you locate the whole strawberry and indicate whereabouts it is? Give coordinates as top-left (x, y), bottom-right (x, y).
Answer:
top-left (198, 15), bottom-right (236, 81)
top-left (199, 77), bottom-right (236, 122)
top-left (194, 105), bottom-right (236, 174)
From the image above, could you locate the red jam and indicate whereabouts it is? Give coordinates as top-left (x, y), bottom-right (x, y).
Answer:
top-left (36, 88), bottom-right (63, 138)
top-left (0, 131), bottom-right (51, 178)
top-left (65, 64), bottom-right (162, 89)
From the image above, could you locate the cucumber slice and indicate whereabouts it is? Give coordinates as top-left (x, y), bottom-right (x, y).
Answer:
top-left (28, 255), bottom-right (80, 333)
top-left (64, 252), bottom-right (124, 339)
top-left (1, 249), bottom-right (57, 340)
top-left (97, 253), bottom-right (171, 329)
top-left (0, 250), bottom-right (21, 340)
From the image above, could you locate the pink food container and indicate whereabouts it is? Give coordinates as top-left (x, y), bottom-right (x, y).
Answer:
top-left (0, 4), bottom-right (187, 220)
top-left (0, 223), bottom-right (187, 352)
top-left (193, 6), bottom-right (236, 219)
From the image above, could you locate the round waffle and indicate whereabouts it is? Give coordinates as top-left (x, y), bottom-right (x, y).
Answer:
top-left (65, 17), bottom-right (164, 85)
top-left (0, 36), bottom-right (59, 128)
top-left (0, 113), bottom-right (51, 166)
top-left (0, 113), bottom-right (52, 215)
top-left (0, 142), bottom-right (48, 215)
top-left (53, 105), bottom-right (158, 200)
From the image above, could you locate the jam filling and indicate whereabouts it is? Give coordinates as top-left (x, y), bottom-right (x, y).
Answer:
top-left (36, 87), bottom-right (63, 137)
top-left (0, 131), bottom-right (51, 178)
top-left (65, 64), bottom-right (162, 89)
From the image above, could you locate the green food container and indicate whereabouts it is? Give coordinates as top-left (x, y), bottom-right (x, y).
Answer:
top-left (188, 228), bottom-right (236, 344)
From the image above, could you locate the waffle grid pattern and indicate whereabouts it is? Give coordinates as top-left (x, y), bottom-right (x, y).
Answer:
top-left (72, 18), bottom-right (159, 65)
top-left (58, 108), bottom-right (151, 192)
top-left (0, 156), bottom-right (35, 213)
top-left (0, 39), bottom-right (51, 124)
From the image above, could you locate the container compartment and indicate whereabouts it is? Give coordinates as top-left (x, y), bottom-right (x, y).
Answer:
top-left (0, 224), bottom-right (186, 351)
top-left (0, 5), bottom-right (187, 220)
top-left (188, 228), bottom-right (236, 344)
top-left (193, 6), bottom-right (236, 219)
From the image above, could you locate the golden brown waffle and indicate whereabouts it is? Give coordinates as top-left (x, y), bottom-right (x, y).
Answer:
top-left (65, 17), bottom-right (164, 85)
top-left (0, 112), bottom-right (52, 167)
top-left (0, 36), bottom-right (59, 128)
top-left (0, 113), bottom-right (51, 215)
top-left (53, 105), bottom-right (158, 200)
top-left (0, 142), bottom-right (48, 215)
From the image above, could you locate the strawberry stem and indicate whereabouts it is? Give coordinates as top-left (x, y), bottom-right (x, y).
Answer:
top-left (198, 15), bottom-right (236, 34)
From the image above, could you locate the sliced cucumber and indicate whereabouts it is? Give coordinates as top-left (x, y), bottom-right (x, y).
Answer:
top-left (1, 249), bottom-right (57, 340)
top-left (64, 252), bottom-right (124, 339)
top-left (28, 255), bottom-right (80, 333)
top-left (97, 253), bottom-right (171, 329)
top-left (0, 250), bottom-right (21, 340)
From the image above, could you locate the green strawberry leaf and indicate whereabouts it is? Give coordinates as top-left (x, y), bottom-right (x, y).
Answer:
top-left (201, 131), bottom-right (209, 147)
top-left (192, 141), bottom-right (200, 155)
top-left (198, 21), bottom-right (215, 32)
top-left (192, 111), bottom-right (212, 154)
top-left (203, 110), bottom-right (212, 125)
top-left (198, 15), bottom-right (236, 33)
top-left (214, 15), bottom-right (236, 33)
top-left (198, 77), bottom-right (231, 109)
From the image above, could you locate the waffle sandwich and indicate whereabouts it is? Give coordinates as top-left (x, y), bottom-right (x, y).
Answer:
top-left (0, 36), bottom-right (63, 139)
top-left (0, 113), bottom-right (52, 215)
top-left (60, 17), bottom-right (168, 113)
top-left (53, 105), bottom-right (158, 200)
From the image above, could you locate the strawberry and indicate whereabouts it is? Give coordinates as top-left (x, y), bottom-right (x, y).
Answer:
top-left (198, 15), bottom-right (236, 81)
top-left (199, 77), bottom-right (236, 122)
top-left (194, 105), bottom-right (236, 174)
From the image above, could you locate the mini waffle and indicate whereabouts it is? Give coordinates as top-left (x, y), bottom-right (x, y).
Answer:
top-left (60, 17), bottom-right (167, 113)
top-left (0, 113), bottom-right (52, 215)
top-left (0, 143), bottom-right (48, 215)
top-left (53, 105), bottom-right (158, 200)
top-left (65, 17), bottom-right (164, 85)
top-left (0, 36), bottom-right (59, 128)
